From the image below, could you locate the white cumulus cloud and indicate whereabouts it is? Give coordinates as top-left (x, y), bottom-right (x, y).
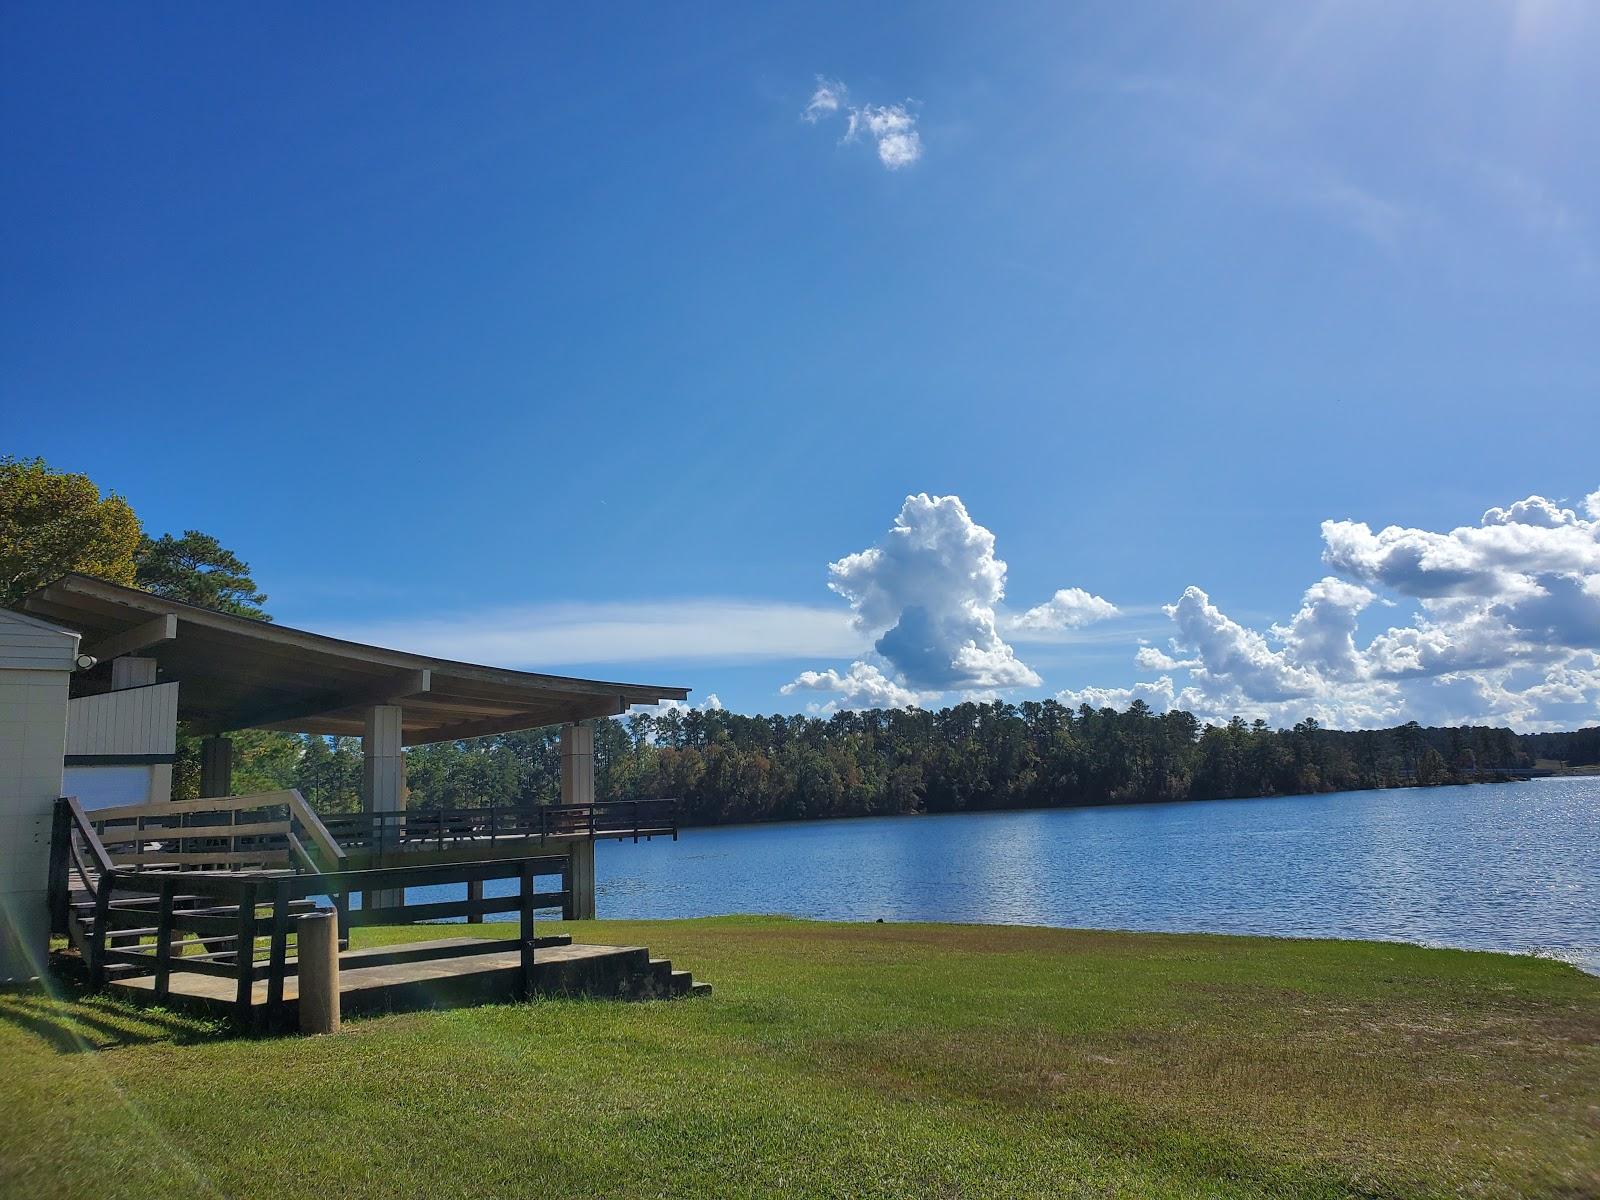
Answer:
top-left (826, 493), bottom-right (1039, 691)
top-left (1012, 588), bottom-right (1119, 633)
top-left (846, 103), bottom-right (922, 169)
top-left (802, 77), bottom-right (923, 170)
top-left (781, 661), bottom-right (924, 713)
top-left (786, 494), bottom-right (1116, 711)
top-left (1099, 486), bottom-right (1600, 731)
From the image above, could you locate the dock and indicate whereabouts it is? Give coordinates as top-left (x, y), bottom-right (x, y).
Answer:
top-left (111, 934), bottom-right (708, 1022)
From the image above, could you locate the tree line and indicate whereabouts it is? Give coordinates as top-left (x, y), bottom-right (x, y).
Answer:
top-left (263, 701), bottom-right (1589, 824)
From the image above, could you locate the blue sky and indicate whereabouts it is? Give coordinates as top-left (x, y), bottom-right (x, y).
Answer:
top-left (5, 3), bottom-right (1599, 729)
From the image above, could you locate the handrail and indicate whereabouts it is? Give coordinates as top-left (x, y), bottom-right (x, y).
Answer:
top-left (286, 788), bottom-right (347, 867)
top-left (316, 798), bottom-right (678, 846)
top-left (65, 796), bottom-right (114, 878)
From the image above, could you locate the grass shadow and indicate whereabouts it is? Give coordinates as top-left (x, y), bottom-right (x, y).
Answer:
top-left (0, 961), bottom-right (231, 1054)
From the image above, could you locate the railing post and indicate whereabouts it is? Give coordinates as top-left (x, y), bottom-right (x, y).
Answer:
top-left (297, 912), bottom-right (341, 1035)
top-left (47, 798), bottom-right (71, 936)
top-left (334, 890), bottom-right (350, 950)
top-left (89, 870), bottom-right (113, 988)
top-left (233, 879), bottom-right (259, 1029)
top-left (267, 880), bottom-right (291, 1021)
top-left (560, 856), bottom-right (574, 922)
top-left (518, 859), bottom-right (536, 1001)
top-left (154, 876), bottom-right (176, 1001)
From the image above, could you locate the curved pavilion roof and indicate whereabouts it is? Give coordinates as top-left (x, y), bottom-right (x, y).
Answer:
top-left (21, 574), bottom-right (689, 744)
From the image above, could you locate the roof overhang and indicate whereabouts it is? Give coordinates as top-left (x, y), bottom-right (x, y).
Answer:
top-left (21, 574), bottom-right (690, 744)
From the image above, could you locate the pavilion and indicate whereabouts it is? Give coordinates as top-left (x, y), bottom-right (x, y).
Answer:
top-left (0, 573), bottom-right (697, 1015)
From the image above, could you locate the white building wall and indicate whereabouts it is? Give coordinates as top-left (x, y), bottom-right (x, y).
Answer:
top-left (0, 610), bottom-right (78, 982)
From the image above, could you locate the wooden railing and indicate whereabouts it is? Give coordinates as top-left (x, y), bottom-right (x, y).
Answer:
top-left (57, 840), bottom-right (571, 1029)
top-left (319, 798), bottom-right (678, 853)
top-left (48, 796), bottom-right (114, 961)
top-left (87, 789), bottom-right (302, 872)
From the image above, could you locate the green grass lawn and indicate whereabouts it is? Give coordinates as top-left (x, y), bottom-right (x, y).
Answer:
top-left (3, 917), bottom-right (1597, 1199)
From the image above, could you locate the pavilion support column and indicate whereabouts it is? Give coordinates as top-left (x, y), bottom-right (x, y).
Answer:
top-left (561, 721), bottom-right (597, 921)
top-left (198, 735), bottom-right (233, 799)
top-left (110, 656), bottom-right (157, 690)
top-left (362, 705), bottom-right (405, 911)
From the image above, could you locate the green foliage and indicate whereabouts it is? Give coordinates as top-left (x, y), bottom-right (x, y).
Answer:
top-left (134, 529), bottom-right (270, 619)
top-left (289, 700), bottom-right (1545, 823)
top-left (0, 455), bottom-right (141, 607)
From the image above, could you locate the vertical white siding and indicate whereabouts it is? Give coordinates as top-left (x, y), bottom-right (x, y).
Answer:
top-left (65, 682), bottom-right (179, 755)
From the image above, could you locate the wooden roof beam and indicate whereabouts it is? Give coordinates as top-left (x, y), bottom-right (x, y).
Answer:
top-left (199, 668), bottom-right (432, 736)
top-left (83, 613), bottom-right (177, 663)
top-left (402, 696), bottom-right (630, 746)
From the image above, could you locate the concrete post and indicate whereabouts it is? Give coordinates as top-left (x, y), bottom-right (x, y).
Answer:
top-left (363, 705), bottom-right (405, 815)
top-left (110, 656), bottom-right (157, 690)
top-left (0, 611), bottom-right (78, 982)
top-left (198, 735), bottom-right (233, 798)
top-left (560, 721), bottom-right (597, 921)
top-left (362, 705), bottom-right (405, 911)
top-left (297, 911), bottom-right (341, 1035)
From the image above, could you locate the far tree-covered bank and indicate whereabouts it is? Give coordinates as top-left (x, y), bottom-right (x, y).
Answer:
top-left (275, 702), bottom-right (1596, 823)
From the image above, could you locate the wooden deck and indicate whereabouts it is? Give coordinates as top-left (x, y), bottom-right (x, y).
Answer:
top-left (110, 934), bottom-right (708, 1022)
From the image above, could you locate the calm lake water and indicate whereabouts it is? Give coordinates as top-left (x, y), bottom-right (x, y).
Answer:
top-left (428, 778), bottom-right (1600, 972)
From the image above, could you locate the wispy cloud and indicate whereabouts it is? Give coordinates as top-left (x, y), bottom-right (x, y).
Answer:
top-left (803, 76), bottom-right (923, 170)
top-left (324, 600), bottom-right (865, 670)
top-left (1460, 156), bottom-right (1595, 275)
top-left (803, 77), bottom-right (846, 124)
top-left (1083, 70), bottom-right (1421, 248)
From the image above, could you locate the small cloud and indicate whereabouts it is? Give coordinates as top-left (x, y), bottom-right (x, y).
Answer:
top-left (803, 77), bottom-right (846, 124)
top-left (1012, 588), bottom-right (1119, 634)
top-left (1133, 646), bottom-right (1199, 672)
top-left (846, 103), bottom-right (923, 169)
top-left (781, 660), bottom-right (925, 713)
top-left (803, 77), bottom-right (923, 170)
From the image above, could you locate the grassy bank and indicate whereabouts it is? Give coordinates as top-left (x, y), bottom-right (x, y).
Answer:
top-left (4, 918), bottom-right (1597, 1199)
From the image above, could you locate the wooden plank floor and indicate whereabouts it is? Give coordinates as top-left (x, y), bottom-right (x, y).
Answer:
top-left (109, 937), bottom-right (665, 1017)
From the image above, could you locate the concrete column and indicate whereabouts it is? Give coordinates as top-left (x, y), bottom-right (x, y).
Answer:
top-left (297, 911), bottom-right (341, 1035)
top-left (0, 611), bottom-right (78, 982)
top-left (362, 705), bottom-right (405, 911)
top-left (110, 656), bottom-right (157, 689)
top-left (362, 705), bottom-right (405, 814)
top-left (198, 735), bottom-right (233, 798)
top-left (560, 722), bottom-right (597, 921)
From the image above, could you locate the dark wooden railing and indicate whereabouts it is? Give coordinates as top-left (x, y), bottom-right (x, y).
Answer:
top-left (320, 798), bottom-right (677, 853)
top-left (47, 793), bottom-right (675, 1030)
top-left (58, 844), bottom-right (570, 1029)
top-left (48, 796), bottom-right (114, 962)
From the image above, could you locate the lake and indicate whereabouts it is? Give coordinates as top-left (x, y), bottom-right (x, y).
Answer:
top-left (590, 777), bottom-right (1600, 973)
top-left (420, 777), bottom-right (1599, 973)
